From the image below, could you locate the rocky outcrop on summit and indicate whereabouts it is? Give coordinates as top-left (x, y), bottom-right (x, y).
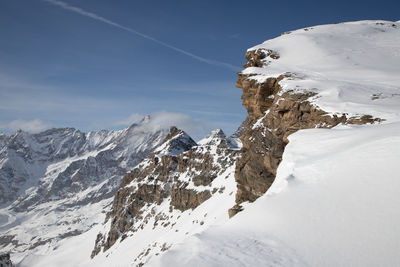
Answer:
top-left (91, 127), bottom-right (239, 263)
top-left (197, 129), bottom-right (227, 147)
top-left (231, 48), bottom-right (381, 215)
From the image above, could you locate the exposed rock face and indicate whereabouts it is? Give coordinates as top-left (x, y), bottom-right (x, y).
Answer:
top-left (230, 48), bottom-right (380, 216)
top-left (243, 49), bottom-right (280, 69)
top-left (170, 187), bottom-right (211, 211)
top-left (92, 127), bottom-right (239, 260)
top-left (0, 253), bottom-right (13, 267)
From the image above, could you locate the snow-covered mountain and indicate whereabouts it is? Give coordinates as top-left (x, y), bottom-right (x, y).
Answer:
top-left (6, 125), bottom-right (240, 267)
top-left (0, 116), bottom-right (242, 266)
top-left (88, 127), bottom-right (239, 266)
top-left (1, 20), bottom-right (400, 267)
top-left (0, 117), bottom-right (175, 261)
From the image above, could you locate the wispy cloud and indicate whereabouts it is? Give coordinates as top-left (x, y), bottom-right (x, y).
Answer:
top-left (42, 0), bottom-right (240, 71)
top-left (229, 33), bottom-right (241, 39)
top-left (114, 113), bottom-right (144, 126)
top-left (0, 71), bottom-right (244, 136)
top-left (115, 111), bottom-right (206, 140)
top-left (0, 119), bottom-right (51, 133)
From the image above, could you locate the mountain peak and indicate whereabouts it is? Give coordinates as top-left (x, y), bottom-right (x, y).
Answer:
top-left (197, 128), bottom-right (227, 147)
top-left (153, 126), bottom-right (197, 157)
top-left (140, 114), bottom-right (151, 124)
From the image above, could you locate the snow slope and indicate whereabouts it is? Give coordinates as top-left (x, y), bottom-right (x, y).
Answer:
top-left (156, 122), bottom-right (400, 267)
top-left (154, 20), bottom-right (400, 267)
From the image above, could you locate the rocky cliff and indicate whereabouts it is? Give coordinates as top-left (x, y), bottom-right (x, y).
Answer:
top-left (230, 46), bottom-right (381, 216)
top-left (91, 127), bottom-right (240, 265)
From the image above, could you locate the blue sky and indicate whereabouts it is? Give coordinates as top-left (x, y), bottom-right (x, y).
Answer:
top-left (0, 0), bottom-right (399, 139)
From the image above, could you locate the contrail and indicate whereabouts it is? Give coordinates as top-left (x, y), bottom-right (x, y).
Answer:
top-left (42, 0), bottom-right (240, 71)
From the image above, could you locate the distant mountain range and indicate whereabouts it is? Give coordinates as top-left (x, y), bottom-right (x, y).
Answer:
top-left (0, 115), bottom-right (241, 265)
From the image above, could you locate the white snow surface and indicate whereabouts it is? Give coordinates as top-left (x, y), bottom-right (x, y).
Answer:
top-left (157, 122), bottom-right (400, 267)
top-left (243, 20), bottom-right (400, 121)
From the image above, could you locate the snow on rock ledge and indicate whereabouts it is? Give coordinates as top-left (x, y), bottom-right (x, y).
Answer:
top-left (243, 20), bottom-right (400, 121)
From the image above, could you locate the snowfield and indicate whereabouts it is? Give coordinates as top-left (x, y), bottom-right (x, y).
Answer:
top-left (157, 122), bottom-right (400, 267)
top-left (243, 20), bottom-right (400, 121)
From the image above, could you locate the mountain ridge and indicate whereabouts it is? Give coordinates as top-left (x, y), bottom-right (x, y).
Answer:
top-left (0, 117), bottom-right (175, 259)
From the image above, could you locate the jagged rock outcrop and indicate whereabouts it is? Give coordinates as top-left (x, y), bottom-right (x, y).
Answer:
top-left (0, 253), bottom-right (13, 267)
top-left (92, 127), bottom-right (239, 260)
top-left (170, 187), bottom-right (211, 211)
top-left (230, 48), bottom-right (381, 216)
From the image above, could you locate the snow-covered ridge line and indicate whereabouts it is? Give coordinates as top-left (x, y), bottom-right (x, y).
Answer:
top-left (242, 20), bottom-right (400, 122)
top-left (247, 20), bottom-right (399, 52)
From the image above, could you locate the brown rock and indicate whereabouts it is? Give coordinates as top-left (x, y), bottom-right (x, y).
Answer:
top-left (170, 185), bottom-right (211, 211)
top-left (233, 49), bottom-right (381, 212)
top-left (228, 204), bottom-right (243, 218)
top-left (92, 126), bottom-right (239, 257)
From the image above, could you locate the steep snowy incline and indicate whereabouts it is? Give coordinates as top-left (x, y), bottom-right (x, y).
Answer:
top-left (243, 20), bottom-right (400, 121)
top-left (156, 122), bottom-right (400, 267)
